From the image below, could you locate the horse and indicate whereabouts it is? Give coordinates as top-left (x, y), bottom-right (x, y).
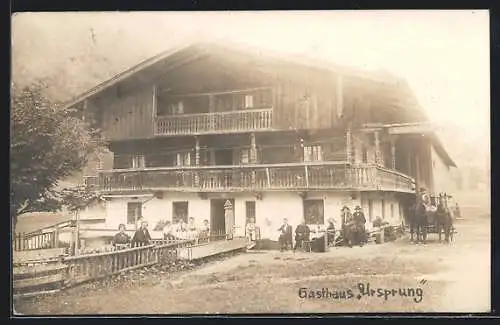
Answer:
top-left (408, 201), bottom-right (428, 243)
top-left (435, 194), bottom-right (454, 243)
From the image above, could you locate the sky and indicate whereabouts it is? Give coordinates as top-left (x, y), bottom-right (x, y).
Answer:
top-left (12, 10), bottom-right (490, 160)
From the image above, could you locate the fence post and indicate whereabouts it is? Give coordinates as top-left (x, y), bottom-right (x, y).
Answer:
top-left (54, 228), bottom-right (59, 248)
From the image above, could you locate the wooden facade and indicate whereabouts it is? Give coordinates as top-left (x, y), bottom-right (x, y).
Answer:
top-left (98, 163), bottom-right (414, 194)
top-left (69, 42), bottom-right (457, 197)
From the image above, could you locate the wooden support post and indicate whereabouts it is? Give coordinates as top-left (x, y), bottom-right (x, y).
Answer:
top-left (304, 165), bottom-right (309, 188)
top-left (266, 168), bottom-right (271, 188)
top-left (390, 138), bottom-right (396, 170)
top-left (250, 133), bottom-right (257, 163)
top-left (346, 128), bottom-right (353, 164)
top-left (195, 136), bottom-right (200, 166)
top-left (75, 210), bottom-right (80, 256)
top-left (374, 131), bottom-right (381, 166)
top-left (152, 85), bottom-right (157, 134)
top-left (194, 136), bottom-right (200, 187)
top-left (415, 155), bottom-right (421, 203)
top-left (250, 133), bottom-right (257, 185)
top-left (54, 227), bottom-right (59, 248)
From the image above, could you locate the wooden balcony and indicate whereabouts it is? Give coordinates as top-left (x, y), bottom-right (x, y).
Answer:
top-left (97, 162), bottom-right (415, 194)
top-left (84, 175), bottom-right (99, 188)
top-left (154, 108), bottom-right (273, 136)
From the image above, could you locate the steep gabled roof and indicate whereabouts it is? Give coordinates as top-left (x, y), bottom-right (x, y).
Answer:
top-left (62, 40), bottom-right (197, 109)
top-left (62, 39), bottom-right (409, 110)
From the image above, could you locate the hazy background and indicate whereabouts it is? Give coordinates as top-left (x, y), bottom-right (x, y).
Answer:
top-left (11, 10), bottom-right (490, 204)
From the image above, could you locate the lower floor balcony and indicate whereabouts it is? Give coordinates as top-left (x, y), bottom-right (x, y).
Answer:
top-left (93, 162), bottom-right (415, 194)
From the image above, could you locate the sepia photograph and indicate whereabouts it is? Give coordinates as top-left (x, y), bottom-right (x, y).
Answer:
top-left (11, 10), bottom-right (490, 315)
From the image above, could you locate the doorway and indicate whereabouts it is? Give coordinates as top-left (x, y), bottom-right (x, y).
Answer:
top-left (303, 199), bottom-right (325, 225)
top-left (210, 198), bottom-right (235, 235)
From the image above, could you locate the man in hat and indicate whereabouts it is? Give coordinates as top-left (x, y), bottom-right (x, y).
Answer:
top-left (353, 205), bottom-right (367, 246)
top-left (420, 188), bottom-right (430, 207)
top-left (278, 218), bottom-right (293, 252)
top-left (341, 206), bottom-right (355, 247)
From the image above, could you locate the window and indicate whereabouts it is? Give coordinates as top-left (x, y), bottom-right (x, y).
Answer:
top-left (175, 152), bottom-right (191, 167)
top-left (127, 202), bottom-right (142, 225)
top-left (245, 201), bottom-right (256, 224)
top-left (303, 199), bottom-right (325, 224)
top-left (391, 204), bottom-right (394, 219)
top-left (173, 201), bottom-right (188, 223)
top-left (244, 95), bottom-right (254, 108)
top-left (240, 149), bottom-right (250, 164)
top-left (131, 154), bottom-right (145, 169)
top-left (303, 145), bottom-right (323, 162)
top-left (168, 101), bottom-right (184, 115)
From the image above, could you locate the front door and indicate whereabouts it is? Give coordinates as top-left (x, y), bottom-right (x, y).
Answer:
top-left (210, 198), bottom-right (235, 236)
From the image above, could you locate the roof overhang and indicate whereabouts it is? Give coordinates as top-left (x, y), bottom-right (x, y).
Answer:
top-left (360, 122), bottom-right (457, 168)
top-left (61, 39), bottom-right (409, 111)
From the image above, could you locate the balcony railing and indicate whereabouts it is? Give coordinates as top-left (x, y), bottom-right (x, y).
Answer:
top-left (84, 175), bottom-right (99, 188)
top-left (154, 108), bottom-right (273, 136)
top-left (97, 162), bottom-right (415, 193)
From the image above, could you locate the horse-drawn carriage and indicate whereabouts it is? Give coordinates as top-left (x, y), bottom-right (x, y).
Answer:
top-left (408, 192), bottom-right (457, 243)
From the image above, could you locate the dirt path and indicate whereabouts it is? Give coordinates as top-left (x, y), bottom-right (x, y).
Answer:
top-left (15, 217), bottom-right (490, 314)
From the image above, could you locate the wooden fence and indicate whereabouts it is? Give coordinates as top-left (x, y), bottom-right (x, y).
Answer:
top-left (13, 232), bottom-right (247, 297)
top-left (63, 240), bottom-right (193, 287)
top-left (13, 231), bottom-right (58, 252)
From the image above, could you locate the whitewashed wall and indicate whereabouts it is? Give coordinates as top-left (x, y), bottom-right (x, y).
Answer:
top-left (98, 190), bottom-right (406, 241)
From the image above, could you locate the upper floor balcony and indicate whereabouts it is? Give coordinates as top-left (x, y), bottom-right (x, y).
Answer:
top-left (154, 107), bottom-right (273, 136)
top-left (94, 162), bottom-right (415, 194)
top-left (154, 86), bottom-right (275, 136)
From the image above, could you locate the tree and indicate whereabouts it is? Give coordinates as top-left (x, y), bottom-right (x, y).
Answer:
top-left (10, 81), bottom-right (104, 231)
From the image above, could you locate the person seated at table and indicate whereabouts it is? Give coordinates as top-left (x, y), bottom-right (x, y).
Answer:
top-left (246, 217), bottom-right (257, 241)
top-left (112, 224), bottom-right (130, 249)
top-left (198, 219), bottom-right (210, 242)
top-left (293, 220), bottom-right (310, 252)
top-left (187, 217), bottom-right (197, 231)
top-left (176, 218), bottom-right (188, 232)
top-left (372, 216), bottom-right (389, 228)
top-left (245, 217), bottom-right (257, 249)
top-left (187, 217), bottom-right (199, 241)
top-left (163, 221), bottom-right (176, 241)
top-left (308, 218), bottom-right (326, 239)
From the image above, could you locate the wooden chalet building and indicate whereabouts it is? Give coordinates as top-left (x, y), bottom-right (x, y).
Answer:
top-left (68, 41), bottom-right (456, 243)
